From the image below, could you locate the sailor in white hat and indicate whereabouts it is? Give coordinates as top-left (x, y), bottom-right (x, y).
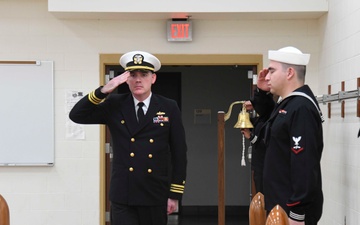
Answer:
top-left (257, 46), bottom-right (311, 98)
top-left (268, 46), bottom-right (310, 66)
top-left (251, 46), bottom-right (324, 225)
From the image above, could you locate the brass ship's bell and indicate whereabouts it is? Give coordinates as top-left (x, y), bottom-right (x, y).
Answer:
top-left (234, 104), bottom-right (253, 129)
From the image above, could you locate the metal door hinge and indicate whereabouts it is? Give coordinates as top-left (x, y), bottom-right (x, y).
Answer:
top-left (105, 70), bottom-right (115, 84)
top-left (105, 143), bottom-right (113, 159)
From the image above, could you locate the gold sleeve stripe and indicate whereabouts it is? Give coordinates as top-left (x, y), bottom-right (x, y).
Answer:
top-left (88, 91), bottom-right (103, 105)
top-left (170, 183), bottom-right (185, 194)
top-left (171, 187), bottom-right (184, 191)
top-left (171, 189), bottom-right (184, 194)
top-left (171, 184), bottom-right (185, 189)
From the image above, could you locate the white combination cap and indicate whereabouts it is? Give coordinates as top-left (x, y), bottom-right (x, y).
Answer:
top-left (268, 46), bottom-right (310, 66)
top-left (120, 51), bottom-right (161, 72)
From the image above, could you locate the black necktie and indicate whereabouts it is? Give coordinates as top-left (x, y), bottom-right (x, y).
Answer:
top-left (137, 102), bottom-right (145, 124)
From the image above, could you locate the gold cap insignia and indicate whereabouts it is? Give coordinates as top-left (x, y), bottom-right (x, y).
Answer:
top-left (133, 54), bottom-right (144, 65)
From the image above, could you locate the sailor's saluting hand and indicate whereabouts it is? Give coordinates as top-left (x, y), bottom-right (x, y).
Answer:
top-left (101, 71), bottom-right (130, 94)
top-left (257, 68), bottom-right (270, 92)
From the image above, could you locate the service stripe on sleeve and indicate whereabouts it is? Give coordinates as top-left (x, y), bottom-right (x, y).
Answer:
top-left (170, 184), bottom-right (185, 194)
top-left (289, 211), bottom-right (305, 221)
top-left (88, 91), bottom-right (103, 105)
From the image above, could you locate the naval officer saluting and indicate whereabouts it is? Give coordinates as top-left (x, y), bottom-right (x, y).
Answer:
top-left (69, 50), bottom-right (188, 225)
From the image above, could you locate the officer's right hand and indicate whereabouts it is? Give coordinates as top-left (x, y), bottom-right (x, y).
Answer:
top-left (101, 71), bottom-right (130, 94)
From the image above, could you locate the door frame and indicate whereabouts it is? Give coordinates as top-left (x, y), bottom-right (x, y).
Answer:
top-left (98, 53), bottom-right (263, 225)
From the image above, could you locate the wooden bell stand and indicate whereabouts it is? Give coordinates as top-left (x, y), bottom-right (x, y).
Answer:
top-left (217, 111), bottom-right (226, 225)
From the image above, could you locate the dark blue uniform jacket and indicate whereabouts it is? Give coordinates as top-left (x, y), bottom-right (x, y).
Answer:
top-left (254, 85), bottom-right (323, 222)
top-left (69, 87), bottom-right (187, 206)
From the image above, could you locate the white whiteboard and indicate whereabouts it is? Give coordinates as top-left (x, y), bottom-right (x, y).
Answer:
top-left (0, 61), bottom-right (54, 166)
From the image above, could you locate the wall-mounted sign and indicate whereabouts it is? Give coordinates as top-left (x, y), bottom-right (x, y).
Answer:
top-left (167, 20), bottom-right (192, 42)
top-left (194, 109), bottom-right (211, 125)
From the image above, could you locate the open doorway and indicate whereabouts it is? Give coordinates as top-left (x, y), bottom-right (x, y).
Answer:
top-left (99, 54), bottom-right (263, 225)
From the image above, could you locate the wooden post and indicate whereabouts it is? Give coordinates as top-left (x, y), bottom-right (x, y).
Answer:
top-left (218, 111), bottom-right (225, 225)
top-left (0, 194), bottom-right (10, 225)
